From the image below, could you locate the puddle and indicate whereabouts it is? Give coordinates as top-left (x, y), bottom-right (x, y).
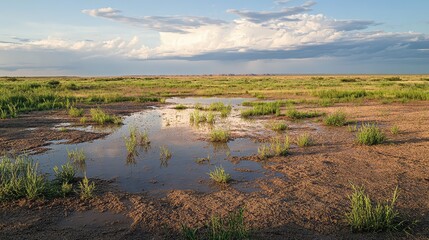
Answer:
top-left (34, 97), bottom-right (281, 195)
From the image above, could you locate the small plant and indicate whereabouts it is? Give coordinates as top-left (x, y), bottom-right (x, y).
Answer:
top-left (181, 224), bottom-right (198, 240)
top-left (67, 148), bottom-right (86, 165)
top-left (267, 121), bottom-right (288, 131)
top-left (296, 133), bottom-right (313, 147)
top-left (210, 129), bottom-right (230, 142)
top-left (174, 104), bottom-right (187, 110)
top-left (58, 127), bottom-right (68, 132)
top-left (391, 125), bottom-right (399, 135)
top-left (124, 127), bottom-right (138, 154)
top-left (209, 166), bottom-right (231, 184)
top-left (258, 136), bottom-right (290, 159)
top-left (207, 112), bottom-right (216, 124)
top-left (68, 107), bottom-right (84, 117)
top-left (357, 124), bottom-right (386, 145)
top-left (286, 108), bottom-right (321, 120)
top-left (53, 162), bottom-right (76, 184)
top-left (61, 182), bottom-right (73, 197)
top-left (347, 124), bottom-right (358, 132)
top-left (80, 117), bottom-right (87, 124)
top-left (78, 177), bottom-right (95, 200)
top-left (194, 103), bottom-right (204, 110)
top-left (195, 155), bottom-right (211, 164)
top-left (181, 208), bottom-right (249, 240)
top-left (90, 108), bottom-right (122, 125)
top-left (139, 130), bottom-right (151, 146)
top-left (208, 208), bottom-right (249, 239)
top-left (346, 185), bottom-right (402, 232)
top-left (160, 145), bottom-right (172, 159)
top-left (324, 111), bottom-right (347, 126)
top-left (190, 110), bottom-right (207, 124)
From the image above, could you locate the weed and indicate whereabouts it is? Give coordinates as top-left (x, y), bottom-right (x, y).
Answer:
top-left (208, 208), bottom-right (249, 240)
top-left (196, 155), bottom-right (211, 164)
top-left (207, 112), bottom-right (216, 124)
top-left (67, 148), bottom-right (86, 165)
top-left (124, 127), bottom-right (138, 154)
top-left (80, 117), bottom-right (87, 124)
top-left (258, 136), bottom-right (290, 159)
top-left (391, 125), bottom-right (400, 135)
top-left (210, 129), bottom-right (230, 142)
top-left (174, 104), bottom-right (187, 110)
top-left (68, 107), bottom-right (84, 117)
top-left (296, 133), bottom-right (313, 147)
top-left (90, 108), bottom-right (122, 125)
top-left (181, 224), bottom-right (198, 240)
top-left (53, 162), bottom-right (76, 184)
top-left (286, 108), bottom-right (321, 120)
top-left (61, 182), bottom-right (73, 197)
top-left (190, 110), bottom-right (208, 124)
top-left (356, 124), bottom-right (386, 145)
top-left (324, 111), bottom-right (347, 126)
top-left (209, 166), bottom-right (231, 184)
top-left (194, 103), bottom-right (204, 110)
top-left (0, 156), bottom-right (46, 201)
top-left (138, 130), bottom-right (151, 146)
top-left (160, 145), bottom-right (172, 159)
top-left (241, 101), bottom-right (280, 118)
top-left (346, 185), bottom-right (402, 232)
top-left (78, 176), bottom-right (95, 200)
top-left (267, 121), bottom-right (288, 131)
top-left (347, 124), bottom-right (358, 132)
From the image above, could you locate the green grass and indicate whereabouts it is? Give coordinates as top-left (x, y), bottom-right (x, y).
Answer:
top-left (78, 176), bottom-right (95, 200)
top-left (90, 108), bottom-right (122, 125)
top-left (0, 76), bottom-right (427, 119)
top-left (174, 104), bottom-right (187, 110)
top-left (357, 124), bottom-right (386, 145)
top-left (68, 107), bottom-right (84, 117)
top-left (391, 125), bottom-right (400, 135)
top-left (67, 148), bottom-right (86, 165)
top-left (296, 133), bottom-right (313, 147)
top-left (208, 208), bottom-right (249, 240)
top-left (241, 101), bottom-right (280, 118)
top-left (124, 127), bottom-right (138, 154)
top-left (53, 162), bottom-right (76, 184)
top-left (160, 145), bottom-right (172, 159)
top-left (324, 111), bottom-right (347, 126)
top-left (210, 129), bottom-right (230, 142)
top-left (182, 208), bottom-right (249, 240)
top-left (267, 121), bottom-right (288, 131)
top-left (258, 136), bottom-right (290, 159)
top-left (346, 185), bottom-right (403, 232)
top-left (286, 108), bottom-right (322, 120)
top-left (209, 166), bottom-right (232, 184)
top-left (190, 110), bottom-right (208, 124)
top-left (207, 112), bottom-right (216, 124)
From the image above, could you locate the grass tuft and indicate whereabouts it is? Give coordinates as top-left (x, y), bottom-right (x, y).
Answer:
top-left (209, 166), bottom-right (231, 184)
top-left (324, 111), bottom-right (347, 126)
top-left (296, 133), bottom-right (313, 147)
top-left (258, 136), bottom-right (290, 159)
top-left (174, 104), bottom-right (187, 110)
top-left (286, 108), bottom-right (322, 120)
top-left (356, 124), bottom-right (386, 145)
top-left (267, 121), bottom-right (288, 131)
top-left (53, 162), bottom-right (76, 184)
top-left (78, 176), bottom-right (95, 200)
top-left (90, 108), bottom-right (122, 125)
top-left (346, 185), bottom-right (403, 232)
top-left (68, 107), bottom-right (84, 117)
top-left (391, 125), bottom-right (400, 135)
top-left (210, 129), bottom-right (230, 142)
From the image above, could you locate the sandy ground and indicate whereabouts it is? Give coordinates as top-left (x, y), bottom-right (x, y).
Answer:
top-left (0, 101), bottom-right (428, 239)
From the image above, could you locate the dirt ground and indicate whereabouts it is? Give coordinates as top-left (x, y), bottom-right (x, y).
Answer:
top-left (0, 101), bottom-right (428, 239)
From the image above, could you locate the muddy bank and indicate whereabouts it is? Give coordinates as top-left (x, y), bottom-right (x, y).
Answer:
top-left (0, 101), bottom-right (428, 239)
top-left (0, 102), bottom-right (160, 154)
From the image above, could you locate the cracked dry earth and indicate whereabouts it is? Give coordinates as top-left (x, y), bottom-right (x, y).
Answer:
top-left (0, 101), bottom-right (428, 239)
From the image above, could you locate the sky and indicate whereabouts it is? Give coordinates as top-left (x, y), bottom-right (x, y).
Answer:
top-left (0, 0), bottom-right (428, 76)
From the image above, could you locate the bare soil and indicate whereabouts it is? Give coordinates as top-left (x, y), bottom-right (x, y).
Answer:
top-left (0, 101), bottom-right (428, 239)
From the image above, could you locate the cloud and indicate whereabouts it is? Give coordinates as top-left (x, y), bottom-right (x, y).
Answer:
top-left (82, 7), bottom-right (226, 33)
top-left (1, 1), bottom-right (428, 75)
top-left (227, 1), bottom-right (315, 24)
top-left (275, 0), bottom-right (294, 5)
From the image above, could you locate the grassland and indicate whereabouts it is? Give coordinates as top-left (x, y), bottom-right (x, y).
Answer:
top-left (0, 75), bottom-right (428, 118)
